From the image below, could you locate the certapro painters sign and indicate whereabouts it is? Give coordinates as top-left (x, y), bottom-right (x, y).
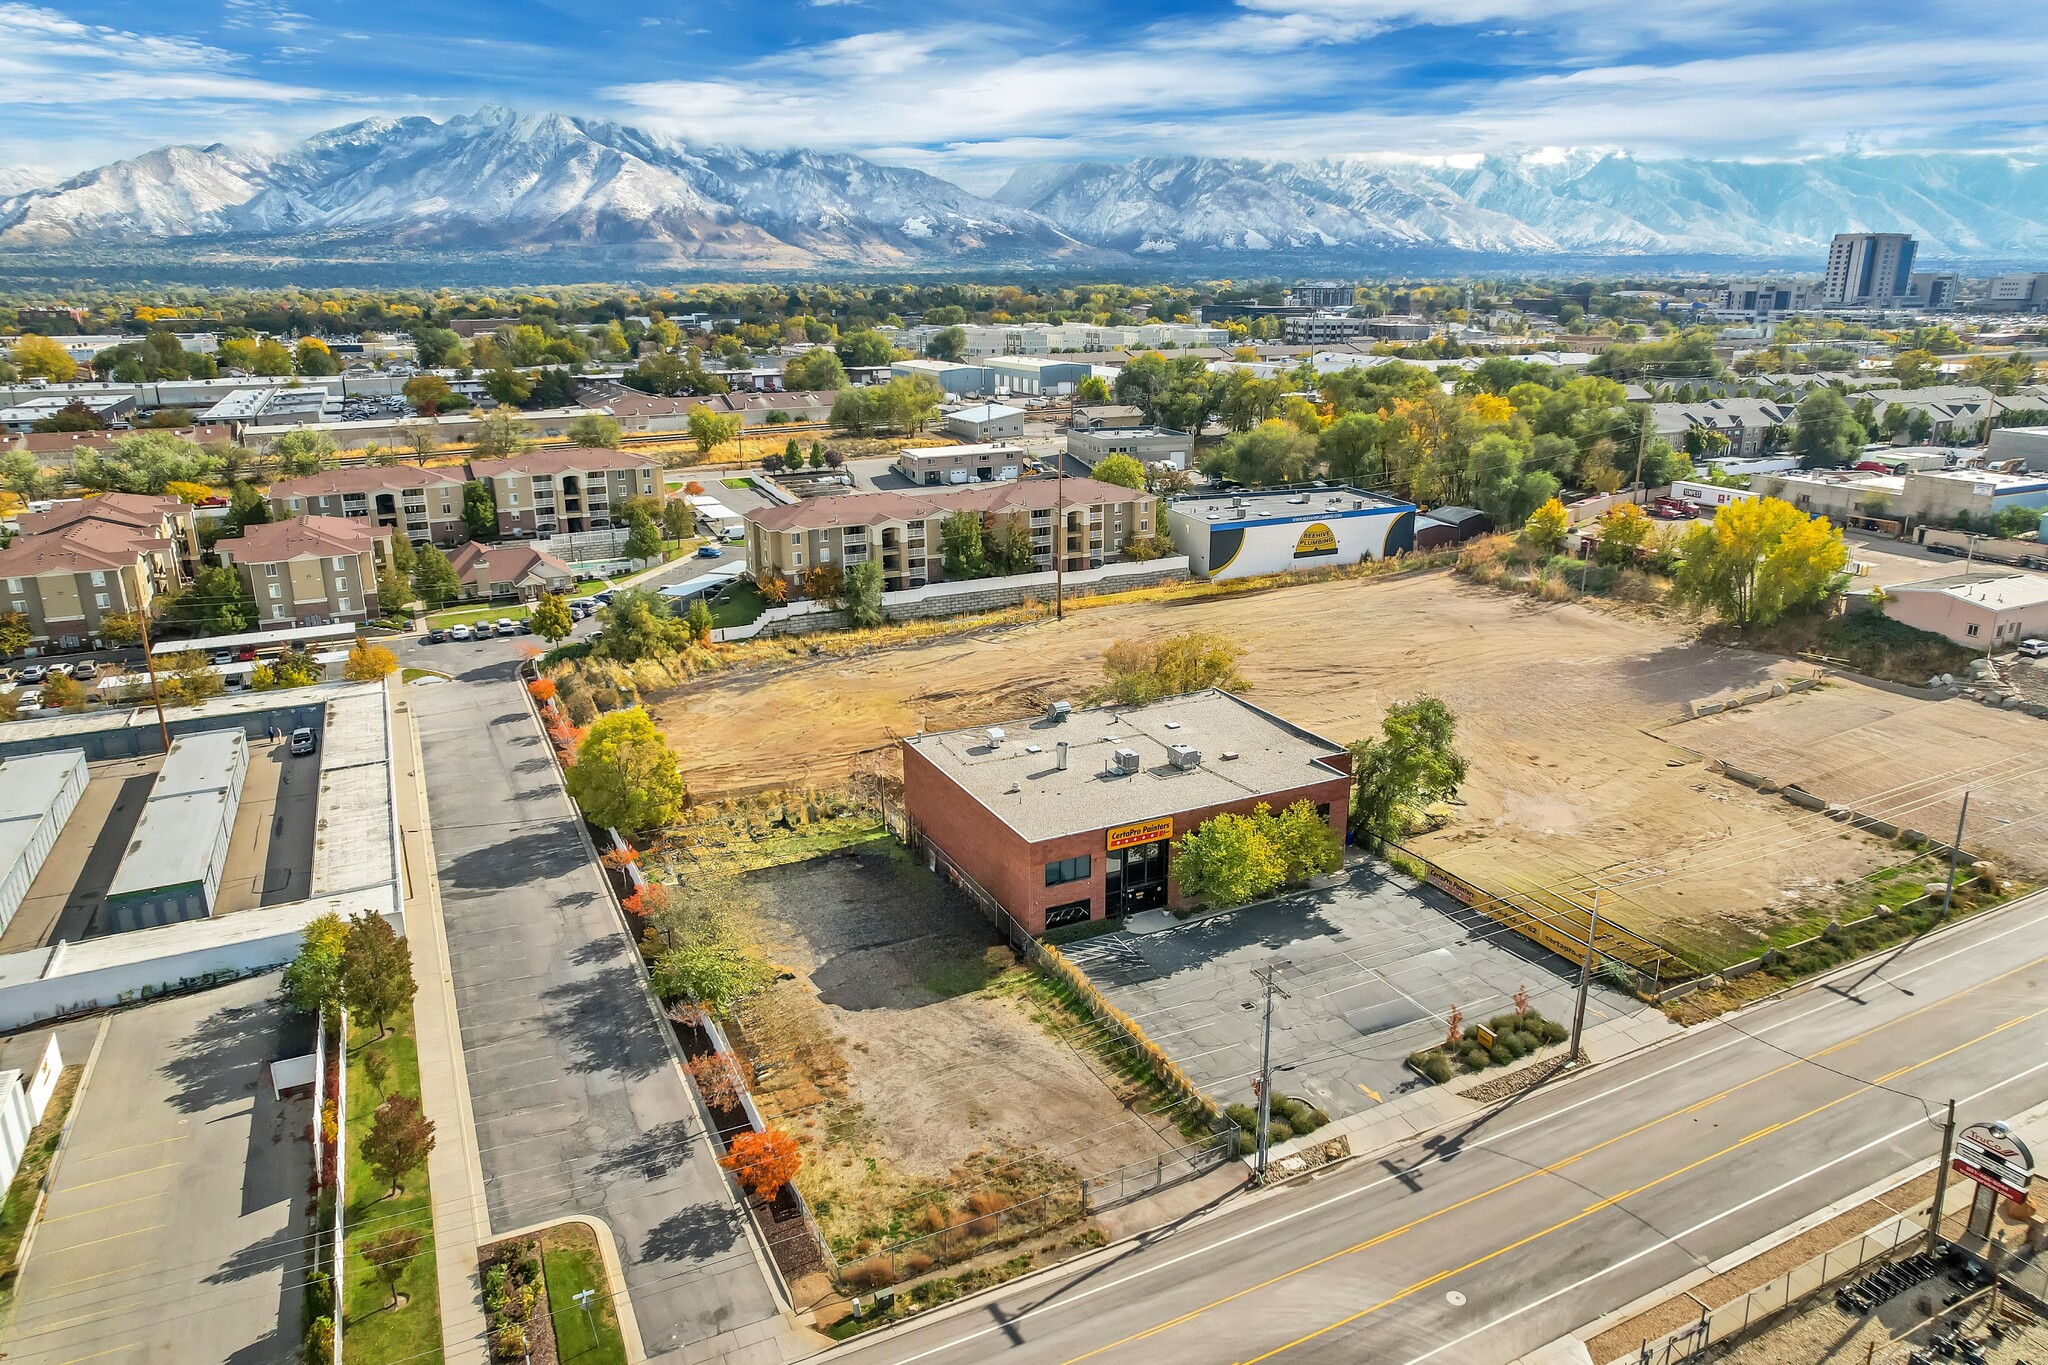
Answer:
top-left (1953, 1123), bottom-right (2034, 1202)
top-left (1107, 817), bottom-right (1174, 851)
top-left (1167, 491), bottom-right (1417, 582)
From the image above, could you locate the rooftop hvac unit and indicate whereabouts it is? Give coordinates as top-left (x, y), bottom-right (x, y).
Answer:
top-left (1168, 744), bottom-right (1201, 770)
top-left (985, 727), bottom-right (1006, 749)
top-left (1111, 747), bottom-right (1141, 775)
top-left (1045, 700), bottom-right (1072, 723)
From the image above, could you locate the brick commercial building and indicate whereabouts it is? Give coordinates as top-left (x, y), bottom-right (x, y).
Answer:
top-left (214, 515), bottom-right (393, 628)
top-left (744, 476), bottom-right (1155, 595)
top-left (466, 449), bottom-right (663, 539)
top-left (265, 466), bottom-right (471, 546)
top-left (900, 690), bottom-right (1352, 934)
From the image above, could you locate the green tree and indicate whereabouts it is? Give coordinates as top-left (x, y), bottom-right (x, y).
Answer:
top-left (1789, 388), bottom-right (1868, 469)
top-left (596, 588), bottom-right (690, 663)
top-left (651, 941), bottom-right (775, 1016)
top-left (661, 498), bottom-right (693, 541)
top-left (178, 563), bottom-right (257, 633)
top-left (566, 414), bottom-right (622, 448)
top-left (1522, 497), bottom-right (1569, 552)
top-left (1090, 453), bottom-right (1146, 490)
top-left (360, 1227), bottom-right (424, 1306)
top-left (339, 910), bottom-right (415, 1038)
top-left (1672, 496), bottom-right (1849, 631)
top-left (272, 429), bottom-right (337, 478)
top-left (624, 509), bottom-right (663, 562)
top-left (530, 591), bottom-right (573, 644)
top-left (834, 329), bottom-right (896, 367)
top-left (1268, 799), bottom-right (1343, 885)
top-left (783, 348), bottom-right (848, 391)
top-left (1891, 348), bottom-right (1942, 389)
top-left (1348, 697), bottom-right (1469, 842)
top-left (565, 708), bottom-right (688, 834)
top-left (924, 326), bottom-right (968, 361)
top-left (281, 911), bottom-right (349, 1015)
top-left (939, 509), bottom-right (986, 578)
top-left (360, 1094), bottom-right (435, 1199)
top-left (74, 431), bottom-right (223, 494)
top-left (482, 367), bottom-right (532, 407)
top-left (1099, 630), bottom-right (1247, 705)
top-left (1075, 374), bottom-right (1112, 405)
top-left (0, 611), bottom-right (30, 657)
top-left (0, 451), bottom-right (55, 502)
top-left (410, 543), bottom-right (464, 608)
top-left (461, 480), bottom-right (498, 542)
top-left (470, 409), bottom-right (530, 458)
top-left (687, 407), bottom-right (741, 455)
top-left (292, 337), bottom-right (338, 376)
top-left (29, 400), bottom-right (103, 433)
top-left (1172, 809), bottom-right (1287, 907)
top-left (252, 338), bottom-right (296, 376)
top-left (684, 597), bottom-right (714, 644)
top-left (1206, 420), bottom-right (1317, 486)
top-left (844, 558), bottom-right (885, 628)
top-left (402, 373), bottom-right (455, 416)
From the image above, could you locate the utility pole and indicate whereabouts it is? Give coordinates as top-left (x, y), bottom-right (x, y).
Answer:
top-left (134, 602), bottom-right (171, 753)
top-left (1630, 403), bottom-right (1652, 507)
top-left (1927, 1098), bottom-right (1957, 1253)
top-left (1252, 962), bottom-right (1289, 1182)
top-left (1567, 888), bottom-right (1601, 1068)
top-left (1940, 791), bottom-right (1971, 918)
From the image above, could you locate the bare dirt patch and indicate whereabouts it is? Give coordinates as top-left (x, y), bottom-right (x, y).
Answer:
top-left (725, 841), bottom-right (1180, 1259)
top-left (655, 572), bottom-right (1903, 965)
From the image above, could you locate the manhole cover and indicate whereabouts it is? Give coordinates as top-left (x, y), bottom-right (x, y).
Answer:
top-left (1445, 1291), bottom-right (1466, 1307)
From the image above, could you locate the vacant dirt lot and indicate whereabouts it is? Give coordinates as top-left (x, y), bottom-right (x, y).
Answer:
top-left (659, 571), bottom-right (1912, 964)
top-left (727, 840), bottom-right (1181, 1257)
top-left (1680, 686), bottom-right (2048, 878)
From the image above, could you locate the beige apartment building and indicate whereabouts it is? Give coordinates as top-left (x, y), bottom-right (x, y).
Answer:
top-left (265, 466), bottom-right (470, 546)
top-left (465, 450), bottom-right (662, 539)
top-left (214, 516), bottom-right (393, 629)
top-left (16, 492), bottom-right (200, 564)
top-left (0, 520), bottom-right (185, 652)
top-left (745, 477), bottom-right (1156, 595)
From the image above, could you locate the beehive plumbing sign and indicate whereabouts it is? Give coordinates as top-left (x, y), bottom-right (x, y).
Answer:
top-left (1953, 1122), bottom-right (2034, 1202)
top-left (1293, 522), bottom-right (1339, 559)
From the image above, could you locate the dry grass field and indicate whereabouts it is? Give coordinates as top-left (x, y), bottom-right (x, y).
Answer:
top-left (654, 572), bottom-right (2025, 965)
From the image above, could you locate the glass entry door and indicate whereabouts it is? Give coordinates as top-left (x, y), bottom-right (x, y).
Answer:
top-left (1107, 839), bottom-right (1169, 915)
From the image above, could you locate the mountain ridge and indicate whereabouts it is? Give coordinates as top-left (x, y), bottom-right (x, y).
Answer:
top-left (4, 108), bottom-right (2041, 268)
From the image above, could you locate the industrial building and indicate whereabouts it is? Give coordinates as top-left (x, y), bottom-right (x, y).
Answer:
top-left (891, 442), bottom-right (1027, 486)
top-left (889, 358), bottom-right (991, 396)
top-left (1067, 425), bottom-right (1193, 471)
top-left (985, 357), bottom-right (1093, 396)
top-left (0, 751), bottom-right (87, 934)
top-left (944, 404), bottom-right (1026, 442)
top-left (1166, 486), bottom-right (1417, 580)
top-left (901, 691), bottom-right (1352, 933)
top-left (1884, 574), bottom-right (2048, 648)
top-left (103, 729), bottom-right (249, 933)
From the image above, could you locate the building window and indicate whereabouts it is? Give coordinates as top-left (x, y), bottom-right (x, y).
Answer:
top-left (266, 564), bottom-right (279, 577)
top-left (4, 579), bottom-right (18, 594)
top-left (95, 593), bottom-right (110, 609)
top-left (1044, 900), bottom-right (1092, 930)
top-left (269, 584), bottom-right (282, 600)
top-left (1045, 854), bottom-right (1092, 887)
top-left (89, 570), bottom-right (106, 587)
top-left (1966, 623), bottom-right (1980, 637)
top-left (338, 596), bottom-right (351, 613)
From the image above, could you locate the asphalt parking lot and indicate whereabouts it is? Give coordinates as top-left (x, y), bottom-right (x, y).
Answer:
top-left (1058, 860), bottom-right (1646, 1123)
top-left (0, 974), bottom-right (313, 1365)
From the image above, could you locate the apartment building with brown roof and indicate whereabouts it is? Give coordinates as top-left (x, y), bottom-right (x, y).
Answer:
top-left (447, 542), bottom-right (575, 601)
top-left (15, 492), bottom-right (200, 564)
top-left (0, 516), bottom-right (186, 652)
top-left (265, 465), bottom-right (471, 546)
top-left (744, 477), bottom-right (1155, 595)
top-left (465, 449), bottom-right (663, 539)
top-left (213, 515), bottom-right (393, 629)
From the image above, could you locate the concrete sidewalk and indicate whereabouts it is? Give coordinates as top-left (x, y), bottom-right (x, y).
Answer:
top-left (394, 693), bottom-right (494, 1365)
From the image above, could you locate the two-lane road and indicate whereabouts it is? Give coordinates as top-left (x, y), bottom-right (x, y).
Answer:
top-left (834, 891), bottom-right (2048, 1365)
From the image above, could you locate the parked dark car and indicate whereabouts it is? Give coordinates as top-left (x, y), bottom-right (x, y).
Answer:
top-left (428, 628), bottom-right (449, 644)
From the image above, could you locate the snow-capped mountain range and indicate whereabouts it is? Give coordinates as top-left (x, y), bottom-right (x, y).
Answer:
top-left (3, 107), bottom-right (2043, 268)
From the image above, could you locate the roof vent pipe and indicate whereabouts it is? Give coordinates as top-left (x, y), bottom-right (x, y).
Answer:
top-left (1056, 741), bottom-right (1069, 771)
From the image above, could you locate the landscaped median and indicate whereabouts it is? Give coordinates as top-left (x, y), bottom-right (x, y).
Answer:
top-left (340, 996), bottom-right (442, 1365)
top-left (478, 1224), bottom-right (628, 1365)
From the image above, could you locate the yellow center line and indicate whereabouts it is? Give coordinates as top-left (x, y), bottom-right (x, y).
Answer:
top-left (1235, 1008), bottom-right (2046, 1364)
top-left (1050, 950), bottom-right (2048, 1365)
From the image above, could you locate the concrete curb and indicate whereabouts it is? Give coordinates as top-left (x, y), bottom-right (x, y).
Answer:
top-left (490, 1215), bottom-right (649, 1365)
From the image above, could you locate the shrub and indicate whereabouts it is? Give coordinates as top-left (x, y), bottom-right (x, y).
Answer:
top-left (916, 1203), bottom-right (953, 1235)
top-left (301, 1317), bottom-right (334, 1365)
top-left (1538, 1018), bottom-right (1569, 1044)
top-left (902, 1251), bottom-right (936, 1276)
top-left (843, 1256), bottom-right (896, 1291)
top-left (1409, 1051), bottom-right (1453, 1084)
top-left (1285, 1099), bottom-right (1328, 1134)
top-left (1266, 1119), bottom-right (1294, 1144)
top-left (1509, 1030), bottom-right (1541, 1054)
top-left (1225, 1102), bottom-right (1258, 1132)
top-left (963, 1192), bottom-right (1013, 1235)
top-left (1236, 1129), bottom-right (1257, 1156)
top-left (1461, 1045), bottom-right (1490, 1070)
top-left (1489, 1044), bottom-right (1513, 1066)
top-left (492, 1324), bottom-right (529, 1360)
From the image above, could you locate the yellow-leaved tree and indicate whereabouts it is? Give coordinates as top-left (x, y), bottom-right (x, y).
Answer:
top-left (1672, 496), bottom-right (1848, 632)
top-left (1522, 497), bottom-right (1570, 553)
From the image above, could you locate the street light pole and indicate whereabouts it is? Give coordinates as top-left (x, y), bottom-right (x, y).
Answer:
top-left (1927, 1098), bottom-right (1957, 1252)
top-left (1940, 790), bottom-right (1971, 918)
top-left (1567, 888), bottom-right (1601, 1067)
top-left (1253, 961), bottom-right (1289, 1183)
top-left (1054, 448), bottom-right (1066, 620)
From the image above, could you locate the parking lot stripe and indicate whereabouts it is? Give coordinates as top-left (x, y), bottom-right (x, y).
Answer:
top-left (53, 1343), bottom-right (140, 1365)
top-left (34, 1224), bottom-right (168, 1256)
top-left (41, 1189), bottom-right (171, 1224)
top-left (66, 1134), bottom-right (187, 1164)
top-left (34, 1262), bottom-right (151, 1293)
top-left (45, 1161), bottom-right (180, 1195)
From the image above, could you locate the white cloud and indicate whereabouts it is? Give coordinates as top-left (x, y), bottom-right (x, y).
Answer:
top-left (0, 4), bottom-right (328, 106)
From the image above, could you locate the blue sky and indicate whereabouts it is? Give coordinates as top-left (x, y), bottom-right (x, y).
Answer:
top-left (2, 0), bottom-right (2044, 189)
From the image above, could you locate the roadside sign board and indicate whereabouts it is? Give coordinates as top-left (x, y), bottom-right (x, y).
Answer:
top-left (1953, 1125), bottom-right (2034, 1203)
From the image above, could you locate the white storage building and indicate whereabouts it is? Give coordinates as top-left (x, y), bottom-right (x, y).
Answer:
top-left (103, 729), bottom-right (248, 933)
top-left (0, 751), bottom-right (89, 933)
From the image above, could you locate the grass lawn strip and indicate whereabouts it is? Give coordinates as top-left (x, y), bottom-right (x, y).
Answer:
top-left (341, 1002), bottom-right (443, 1365)
top-left (425, 578), bottom-right (613, 627)
top-left (0, 1065), bottom-right (82, 1298)
top-left (540, 1225), bottom-right (627, 1365)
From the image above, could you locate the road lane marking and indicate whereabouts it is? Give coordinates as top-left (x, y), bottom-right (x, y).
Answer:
top-left (1234, 1009), bottom-right (2047, 1363)
top-left (842, 903), bottom-right (2048, 1365)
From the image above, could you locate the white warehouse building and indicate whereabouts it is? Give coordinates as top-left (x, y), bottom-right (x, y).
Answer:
top-left (1166, 486), bottom-right (1418, 580)
top-left (0, 751), bottom-right (89, 934)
